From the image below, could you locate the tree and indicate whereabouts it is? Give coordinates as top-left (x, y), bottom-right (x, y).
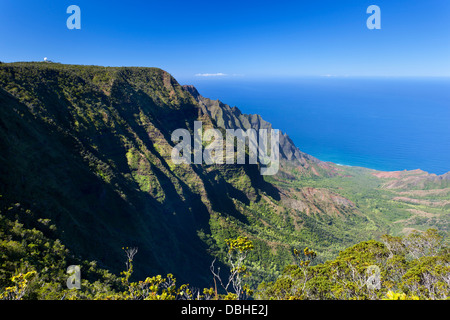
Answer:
top-left (0, 271), bottom-right (37, 300)
top-left (210, 236), bottom-right (254, 300)
top-left (256, 229), bottom-right (449, 300)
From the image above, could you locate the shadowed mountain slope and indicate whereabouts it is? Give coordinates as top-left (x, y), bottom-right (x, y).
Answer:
top-left (1, 63), bottom-right (447, 288)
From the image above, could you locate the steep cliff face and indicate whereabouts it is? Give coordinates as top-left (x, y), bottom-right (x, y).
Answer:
top-left (2, 62), bottom-right (413, 288)
top-left (182, 84), bottom-right (337, 177)
top-left (0, 64), bottom-right (210, 284)
top-left (0, 63), bottom-right (277, 283)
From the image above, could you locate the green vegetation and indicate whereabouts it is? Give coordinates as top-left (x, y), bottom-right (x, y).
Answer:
top-left (0, 62), bottom-right (448, 299)
top-left (257, 229), bottom-right (449, 300)
top-left (267, 164), bottom-right (450, 244)
top-left (1, 209), bottom-right (447, 300)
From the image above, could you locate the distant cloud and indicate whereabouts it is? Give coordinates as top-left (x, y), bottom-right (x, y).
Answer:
top-left (321, 74), bottom-right (350, 78)
top-left (195, 73), bottom-right (228, 77)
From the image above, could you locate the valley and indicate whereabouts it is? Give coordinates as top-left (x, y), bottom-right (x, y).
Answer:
top-left (0, 62), bottom-right (448, 294)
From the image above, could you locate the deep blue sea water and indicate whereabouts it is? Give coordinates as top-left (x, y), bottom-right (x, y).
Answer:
top-left (182, 77), bottom-right (450, 175)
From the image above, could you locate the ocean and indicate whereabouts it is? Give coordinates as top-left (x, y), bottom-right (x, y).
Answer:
top-left (183, 77), bottom-right (450, 175)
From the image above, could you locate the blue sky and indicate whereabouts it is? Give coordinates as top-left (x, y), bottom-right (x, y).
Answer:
top-left (1, 0), bottom-right (449, 80)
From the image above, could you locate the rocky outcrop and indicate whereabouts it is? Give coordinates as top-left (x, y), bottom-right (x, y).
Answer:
top-left (182, 85), bottom-right (336, 177)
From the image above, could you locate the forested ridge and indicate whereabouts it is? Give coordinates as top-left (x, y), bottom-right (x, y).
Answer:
top-left (0, 62), bottom-right (448, 299)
